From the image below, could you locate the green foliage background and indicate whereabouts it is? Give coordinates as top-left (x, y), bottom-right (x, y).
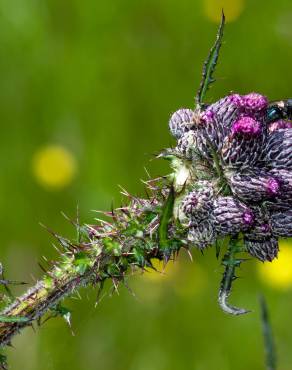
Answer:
top-left (0, 0), bottom-right (292, 369)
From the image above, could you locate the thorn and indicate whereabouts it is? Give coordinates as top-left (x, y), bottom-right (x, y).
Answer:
top-left (123, 280), bottom-right (139, 302)
top-left (38, 262), bottom-right (47, 274)
top-left (144, 166), bottom-right (151, 179)
top-left (186, 249), bottom-right (193, 262)
top-left (95, 281), bottom-right (105, 307)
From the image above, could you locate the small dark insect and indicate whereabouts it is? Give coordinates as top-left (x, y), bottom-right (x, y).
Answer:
top-left (266, 99), bottom-right (292, 122)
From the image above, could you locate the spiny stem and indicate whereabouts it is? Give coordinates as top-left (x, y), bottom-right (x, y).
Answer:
top-left (260, 295), bottom-right (277, 370)
top-left (218, 236), bottom-right (250, 315)
top-left (0, 185), bottom-right (184, 348)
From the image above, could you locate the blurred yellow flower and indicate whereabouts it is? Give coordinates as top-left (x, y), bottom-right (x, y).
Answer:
top-left (143, 258), bottom-right (178, 281)
top-left (32, 145), bottom-right (77, 190)
top-left (203, 0), bottom-right (245, 23)
top-left (258, 240), bottom-right (292, 289)
top-left (173, 263), bottom-right (207, 298)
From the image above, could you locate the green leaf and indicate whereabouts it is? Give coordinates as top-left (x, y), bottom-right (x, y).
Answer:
top-left (132, 248), bottom-right (145, 266)
top-left (43, 275), bottom-right (54, 289)
top-left (73, 252), bottom-right (91, 275)
top-left (158, 186), bottom-right (175, 250)
top-left (0, 353), bottom-right (7, 370)
top-left (195, 11), bottom-right (225, 107)
top-left (103, 239), bottom-right (122, 256)
top-left (51, 303), bottom-right (72, 328)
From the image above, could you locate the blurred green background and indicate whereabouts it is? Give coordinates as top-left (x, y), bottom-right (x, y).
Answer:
top-left (1, 0), bottom-right (292, 369)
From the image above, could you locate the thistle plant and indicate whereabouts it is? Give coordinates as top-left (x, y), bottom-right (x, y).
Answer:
top-left (0, 11), bottom-right (291, 369)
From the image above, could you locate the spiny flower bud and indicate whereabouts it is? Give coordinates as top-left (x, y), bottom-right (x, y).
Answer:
top-left (245, 221), bottom-right (272, 241)
top-left (221, 132), bottom-right (265, 168)
top-left (176, 131), bottom-right (198, 160)
top-left (244, 238), bottom-right (279, 262)
top-left (269, 169), bottom-right (292, 203)
top-left (169, 109), bottom-right (195, 139)
top-left (271, 210), bottom-right (292, 237)
top-left (213, 196), bottom-right (254, 236)
top-left (181, 181), bottom-right (214, 222)
top-left (196, 115), bottom-right (226, 160)
top-left (209, 95), bottom-right (241, 129)
top-left (228, 170), bottom-right (280, 203)
top-left (187, 221), bottom-right (216, 249)
top-left (265, 129), bottom-right (292, 170)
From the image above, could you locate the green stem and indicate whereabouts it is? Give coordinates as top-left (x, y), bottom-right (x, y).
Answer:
top-left (0, 186), bottom-right (183, 348)
top-left (259, 295), bottom-right (277, 370)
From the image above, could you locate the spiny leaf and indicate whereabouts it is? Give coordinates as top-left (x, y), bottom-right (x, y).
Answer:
top-left (218, 236), bottom-right (250, 316)
top-left (195, 10), bottom-right (225, 107)
top-left (158, 186), bottom-right (175, 250)
top-left (0, 354), bottom-right (7, 370)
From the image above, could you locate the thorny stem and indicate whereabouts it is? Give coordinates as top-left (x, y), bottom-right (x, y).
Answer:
top-left (218, 236), bottom-right (250, 315)
top-left (260, 295), bottom-right (277, 370)
top-left (0, 180), bottom-right (184, 349)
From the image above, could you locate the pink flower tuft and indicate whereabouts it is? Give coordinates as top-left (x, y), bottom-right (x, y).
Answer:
top-left (241, 93), bottom-right (268, 111)
top-left (231, 116), bottom-right (262, 137)
top-left (227, 94), bottom-right (243, 106)
top-left (201, 109), bottom-right (215, 123)
top-left (266, 178), bottom-right (280, 196)
top-left (268, 119), bottom-right (292, 132)
top-left (242, 210), bottom-right (254, 226)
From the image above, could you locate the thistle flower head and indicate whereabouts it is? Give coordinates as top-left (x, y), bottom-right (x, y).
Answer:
top-left (169, 92), bottom-right (292, 262)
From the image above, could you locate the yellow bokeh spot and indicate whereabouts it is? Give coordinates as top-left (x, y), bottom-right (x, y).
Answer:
top-left (203, 0), bottom-right (245, 23)
top-left (258, 241), bottom-right (292, 290)
top-left (32, 145), bottom-right (77, 190)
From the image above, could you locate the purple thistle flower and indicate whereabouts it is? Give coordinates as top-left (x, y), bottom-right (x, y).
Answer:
top-left (241, 93), bottom-right (268, 112)
top-left (221, 133), bottom-right (265, 168)
top-left (176, 131), bottom-right (198, 160)
top-left (270, 169), bottom-right (292, 203)
top-left (187, 221), bottom-right (216, 249)
top-left (181, 181), bottom-right (214, 222)
top-left (243, 210), bottom-right (254, 225)
top-left (245, 238), bottom-right (279, 262)
top-left (201, 109), bottom-right (215, 123)
top-left (264, 129), bottom-right (292, 170)
top-left (212, 196), bottom-right (255, 236)
top-left (245, 221), bottom-right (272, 241)
top-left (227, 94), bottom-right (243, 106)
top-left (266, 178), bottom-right (280, 196)
top-left (169, 109), bottom-right (195, 139)
top-left (228, 171), bottom-right (281, 202)
top-left (167, 92), bottom-right (292, 263)
top-left (271, 210), bottom-right (292, 237)
top-left (227, 93), bottom-right (268, 112)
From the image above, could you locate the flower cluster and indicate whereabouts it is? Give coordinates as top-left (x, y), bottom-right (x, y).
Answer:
top-left (169, 93), bottom-right (292, 261)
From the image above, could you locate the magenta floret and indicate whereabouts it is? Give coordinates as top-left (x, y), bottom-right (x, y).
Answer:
top-left (231, 116), bottom-right (262, 136)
